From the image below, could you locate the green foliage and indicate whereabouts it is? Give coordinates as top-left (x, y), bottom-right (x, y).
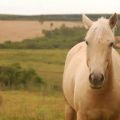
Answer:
top-left (0, 26), bottom-right (87, 49)
top-left (0, 49), bottom-right (67, 94)
top-left (0, 63), bottom-right (44, 90)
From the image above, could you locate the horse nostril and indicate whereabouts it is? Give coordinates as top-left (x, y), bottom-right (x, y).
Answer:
top-left (89, 73), bottom-right (104, 85)
top-left (99, 74), bottom-right (104, 82)
top-left (89, 73), bottom-right (94, 84)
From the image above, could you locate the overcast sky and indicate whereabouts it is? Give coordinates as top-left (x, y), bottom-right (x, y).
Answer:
top-left (0, 0), bottom-right (119, 15)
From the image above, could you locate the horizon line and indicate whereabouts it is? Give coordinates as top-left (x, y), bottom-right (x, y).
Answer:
top-left (0, 13), bottom-right (118, 16)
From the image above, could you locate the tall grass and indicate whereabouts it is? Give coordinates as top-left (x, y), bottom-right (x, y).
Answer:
top-left (0, 49), bottom-right (68, 95)
top-left (0, 49), bottom-right (66, 119)
top-left (0, 91), bottom-right (64, 120)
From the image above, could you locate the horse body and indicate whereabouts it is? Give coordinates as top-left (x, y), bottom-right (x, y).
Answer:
top-left (63, 14), bottom-right (120, 120)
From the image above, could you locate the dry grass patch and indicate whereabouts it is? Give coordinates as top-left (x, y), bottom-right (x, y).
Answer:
top-left (0, 91), bottom-right (64, 120)
top-left (0, 20), bottom-right (82, 43)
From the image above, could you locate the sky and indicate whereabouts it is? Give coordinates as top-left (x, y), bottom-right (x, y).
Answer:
top-left (0, 0), bottom-right (119, 15)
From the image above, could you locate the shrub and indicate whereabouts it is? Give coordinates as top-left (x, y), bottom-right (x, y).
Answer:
top-left (0, 26), bottom-right (87, 49)
top-left (0, 63), bottom-right (44, 90)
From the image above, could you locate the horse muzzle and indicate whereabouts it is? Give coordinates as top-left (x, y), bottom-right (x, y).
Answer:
top-left (89, 73), bottom-right (104, 89)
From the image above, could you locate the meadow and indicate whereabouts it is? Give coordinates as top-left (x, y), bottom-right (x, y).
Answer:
top-left (0, 16), bottom-right (119, 120)
top-left (0, 91), bottom-right (64, 120)
top-left (1, 48), bottom-right (119, 120)
top-left (0, 49), bottom-right (68, 120)
top-left (0, 49), bottom-right (68, 93)
top-left (0, 26), bottom-right (84, 120)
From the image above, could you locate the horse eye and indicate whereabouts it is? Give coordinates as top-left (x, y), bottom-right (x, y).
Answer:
top-left (86, 41), bottom-right (88, 45)
top-left (109, 42), bottom-right (114, 47)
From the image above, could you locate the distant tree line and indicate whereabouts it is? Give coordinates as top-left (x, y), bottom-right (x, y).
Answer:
top-left (0, 14), bottom-right (119, 21)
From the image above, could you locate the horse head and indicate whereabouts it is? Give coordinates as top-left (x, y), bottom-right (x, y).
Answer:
top-left (82, 13), bottom-right (117, 89)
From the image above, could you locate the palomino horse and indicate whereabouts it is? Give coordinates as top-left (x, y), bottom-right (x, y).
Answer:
top-left (63, 13), bottom-right (120, 120)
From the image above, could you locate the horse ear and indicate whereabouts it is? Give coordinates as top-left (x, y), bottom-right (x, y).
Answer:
top-left (82, 14), bottom-right (93, 29)
top-left (109, 13), bottom-right (118, 29)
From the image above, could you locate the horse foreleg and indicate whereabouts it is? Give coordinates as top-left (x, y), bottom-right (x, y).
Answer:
top-left (77, 111), bottom-right (86, 120)
top-left (65, 103), bottom-right (76, 120)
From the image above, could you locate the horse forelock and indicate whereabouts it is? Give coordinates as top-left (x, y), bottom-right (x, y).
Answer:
top-left (86, 17), bottom-right (114, 43)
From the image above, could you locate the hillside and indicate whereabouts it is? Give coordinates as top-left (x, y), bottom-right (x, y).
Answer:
top-left (0, 20), bottom-right (83, 43)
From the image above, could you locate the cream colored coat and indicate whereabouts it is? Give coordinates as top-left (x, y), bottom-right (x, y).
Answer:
top-left (63, 41), bottom-right (120, 119)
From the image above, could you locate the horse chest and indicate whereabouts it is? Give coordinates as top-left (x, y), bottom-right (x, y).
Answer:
top-left (76, 91), bottom-right (120, 120)
top-left (84, 108), bottom-right (118, 120)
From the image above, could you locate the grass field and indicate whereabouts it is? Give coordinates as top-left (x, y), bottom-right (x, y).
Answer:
top-left (0, 49), bottom-right (68, 94)
top-left (0, 49), bottom-right (68, 120)
top-left (0, 48), bottom-right (120, 119)
top-left (0, 20), bottom-right (82, 43)
top-left (0, 91), bottom-right (64, 120)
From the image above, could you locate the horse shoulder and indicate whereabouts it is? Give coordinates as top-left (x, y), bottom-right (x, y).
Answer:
top-left (63, 42), bottom-right (87, 109)
top-left (64, 42), bottom-right (86, 71)
top-left (112, 49), bottom-right (120, 80)
top-left (111, 49), bottom-right (120, 109)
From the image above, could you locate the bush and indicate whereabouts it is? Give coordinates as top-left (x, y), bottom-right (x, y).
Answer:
top-left (0, 63), bottom-right (44, 90)
top-left (0, 26), bottom-right (87, 49)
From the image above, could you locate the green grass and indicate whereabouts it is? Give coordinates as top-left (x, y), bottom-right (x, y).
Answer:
top-left (0, 49), bottom-right (67, 119)
top-left (0, 48), bottom-right (119, 119)
top-left (0, 49), bottom-right (68, 94)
